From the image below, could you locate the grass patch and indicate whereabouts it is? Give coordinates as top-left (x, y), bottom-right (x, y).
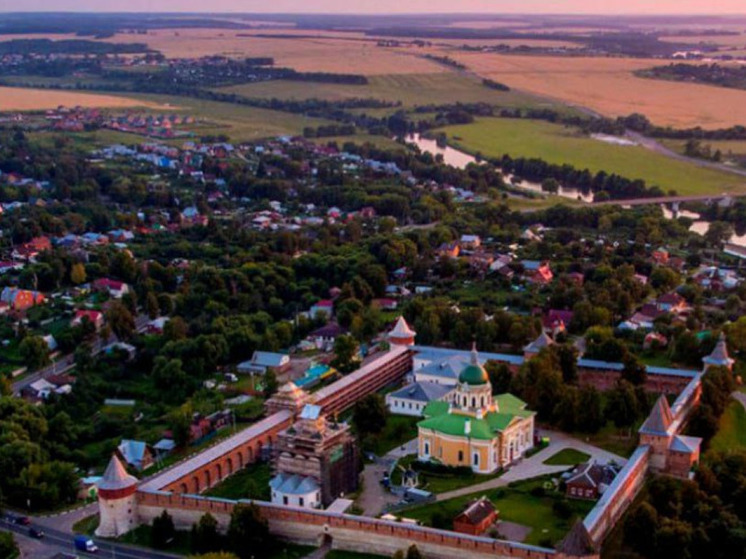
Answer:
top-left (363, 415), bottom-right (419, 456)
top-left (710, 399), bottom-right (746, 453)
top-left (542, 449), bottom-right (591, 466)
top-left (441, 118), bottom-right (745, 196)
top-left (204, 462), bottom-right (272, 501)
top-left (216, 73), bottom-right (544, 110)
top-left (391, 455), bottom-right (503, 494)
top-left (117, 525), bottom-right (192, 555)
top-left (400, 475), bottom-right (593, 547)
top-left (72, 514), bottom-right (99, 535)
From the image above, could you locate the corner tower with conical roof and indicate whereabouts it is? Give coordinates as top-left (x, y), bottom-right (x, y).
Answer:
top-left (703, 332), bottom-right (735, 372)
top-left (96, 454), bottom-right (139, 538)
top-left (388, 316), bottom-right (416, 346)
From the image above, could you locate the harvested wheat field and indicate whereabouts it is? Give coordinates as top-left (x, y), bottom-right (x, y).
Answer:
top-left (103, 29), bottom-right (444, 74)
top-left (0, 87), bottom-right (160, 111)
top-left (448, 52), bottom-right (746, 128)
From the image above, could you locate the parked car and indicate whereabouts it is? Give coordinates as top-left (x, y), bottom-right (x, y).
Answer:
top-left (15, 516), bottom-right (31, 526)
top-left (28, 527), bottom-right (44, 539)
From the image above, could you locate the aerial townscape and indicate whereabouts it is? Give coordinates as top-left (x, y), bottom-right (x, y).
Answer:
top-left (2, 4), bottom-right (746, 559)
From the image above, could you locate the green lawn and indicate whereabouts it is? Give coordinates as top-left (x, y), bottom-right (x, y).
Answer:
top-left (441, 118), bottom-right (745, 196)
top-left (542, 449), bottom-right (591, 466)
top-left (72, 514), bottom-right (100, 535)
top-left (310, 134), bottom-right (405, 150)
top-left (391, 455), bottom-right (503, 494)
top-left (204, 462), bottom-right (272, 501)
top-left (400, 476), bottom-right (593, 548)
top-left (710, 400), bottom-right (746, 453)
top-left (216, 73), bottom-right (545, 109)
top-left (364, 415), bottom-right (419, 456)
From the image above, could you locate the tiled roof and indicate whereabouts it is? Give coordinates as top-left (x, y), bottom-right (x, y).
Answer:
top-left (389, 381), bottom-right (453, 403)
top-left (98, 455), bottom-right (137, 491)
top-left (639, 396), bottom-right (673, 436)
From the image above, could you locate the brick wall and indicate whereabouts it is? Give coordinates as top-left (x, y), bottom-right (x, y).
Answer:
top-left (136, 491), bottom-right (558, 559)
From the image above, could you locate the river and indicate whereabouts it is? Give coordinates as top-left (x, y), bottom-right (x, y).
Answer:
top-left (405, 134), bottom-right (746, 246)
top-left (404, 134), bottom-right (594, 202)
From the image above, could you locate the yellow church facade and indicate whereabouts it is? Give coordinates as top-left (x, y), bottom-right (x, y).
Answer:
top-left (417, 347), bottom-right (535, 474)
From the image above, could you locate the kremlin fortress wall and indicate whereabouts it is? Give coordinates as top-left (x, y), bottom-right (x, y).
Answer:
top-left (98, 320), bottom-right (726, 559)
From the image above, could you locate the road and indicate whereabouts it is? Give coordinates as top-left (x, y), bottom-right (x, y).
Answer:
top-left (592, 192), bottom-right (746, 208)
top-left (1, 518), bottom-right (179, 559)
top-left (626, 131), bottom-right (746, 180)
top-left (12, 314), bottom-right (150, 394)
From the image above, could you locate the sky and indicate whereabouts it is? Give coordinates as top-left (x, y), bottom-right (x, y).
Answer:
top-left (2, 0), bottom-right (746, 14)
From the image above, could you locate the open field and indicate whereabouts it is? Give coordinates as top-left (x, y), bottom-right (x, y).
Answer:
top-left (662, 138), bottom-right (746, 157)
top-left (659, 33), bottom-right (746, 47)
top-left (98, 29), bottom-right (444, 74)
top-left (218, 73), bottom-right (549, 109)
top-left (120, 93), bottom-right (333, 142)
top-left (0, 86), bottom-right (162, 111)
top-left (443, 52), bottom-right (746, 128)
top-left (442, 118), bottom-right (746, 195)
top-left (710, 400), bottom-right (746, 453)
top-left (400, 476), bottom-right (594, 547)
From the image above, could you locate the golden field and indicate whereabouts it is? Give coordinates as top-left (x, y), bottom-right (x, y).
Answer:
top-left (0, 86), bottom-right (162, 111)
top-left (101, 29), bottom-right (444, 74)
top-left (446, 52), bottom-right (746, 128)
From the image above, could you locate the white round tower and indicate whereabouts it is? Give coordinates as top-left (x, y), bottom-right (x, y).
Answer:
top-left (96, 454), bottom-right (139, 538)
top-left (388, 316), bottom-right (417, 346)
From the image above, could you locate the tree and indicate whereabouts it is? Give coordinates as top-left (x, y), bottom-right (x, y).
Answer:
top-left (577, 385), bottom-right (604, 434)
top-left (70, 262), bottom-right (86, 285)
top-left (227, 503), bottom-right (274, 559)
top-left (621, 354), bottom-right (647, 386)
top-left (146, 292), bottom-right (160, 319)
top-left (106, 301), bottom-right (135, 341)
top-left (164, 316), bottom-right (188, 341)
top-left (406, 545), bottom-right (423, 559)
top-left (705, 221), bottom-right (734, 247)
top-left (152, 510), bottom-right (176, 549)
top-left (168, 406), bottom-right (193, 448)
top-left (263, 369), bottom-right (278, 399)
top-left (19, 335), bottom-right (50, 371)
top-left (624, 502), bottom-right (659, 557)
top-left (555, 344), bottom-right (578, 384)
top-left (605, 381), bottom-right (639, 430)
top-left (352, 394), bottom-right (388, 439)
top-left (332, 334), bottom-right (360, 374)
top-left (485, 361), bottom-right (512, 395)
top-left (192, 513), bottom-right (222, 555)
top-left (0, 532), bottom-right (18, 559)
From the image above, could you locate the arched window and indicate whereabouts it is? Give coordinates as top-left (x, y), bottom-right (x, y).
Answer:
top-left (473, 452), bottom-right (479, 466)
top-left (471, 397), bottom-right (476, 408)
top-left (424, 442), bottom-right (430, 456)
top-left (458, 450), bottom-right (464, 462)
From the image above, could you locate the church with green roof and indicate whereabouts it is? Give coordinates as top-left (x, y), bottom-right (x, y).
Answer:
top-left (417, 345), bottom-right (536, 474)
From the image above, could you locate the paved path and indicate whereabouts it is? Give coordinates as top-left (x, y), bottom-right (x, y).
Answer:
top-left (34, 502), bottom-right (99, 533)
top-left (357, 438), bottom-right (418, 516)
top-left (434, 430), bottom-right (626, 502)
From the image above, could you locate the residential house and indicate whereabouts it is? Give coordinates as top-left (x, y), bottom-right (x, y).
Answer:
top-left (237, 351), bottom-right (291, 375)
top-left (372, 298), bottom-right (398, 311)
top-left (460, 235), bottom-right (482, 250)
top-left (0, 287), bottom-right (45, 311)
top-left (437, 242), bottom-right (460, 260)
top-left (116, 440), bottom-right (154, 472)
top-left (309, 300), bottom-right (334, 320)
top-left (92, 278), bottom-right (130, 299)
top-left (652, 247), bottom-right (669, 265)
top-left (655, 292), bottom-right (687, 314)
top-left (146, 317), bottom-right (170, 334)
top-left (521, 260), bottom-right (553, 285)
top-left (565, 462), bottom-right (619, 500)
top-left (453, 497), bottom-right (498, 536)
top-left (308, 322), bottom-right (348, 351)
top-left (12, 236), bottom-right (51, 261)
top-left (72, 309), bottom-right (104, 330)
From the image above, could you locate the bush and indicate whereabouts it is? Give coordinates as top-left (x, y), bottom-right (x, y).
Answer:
top-left (552, 499), bottom-right (573, 519)
top-left (530, 486), bottom-right (546, 497)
